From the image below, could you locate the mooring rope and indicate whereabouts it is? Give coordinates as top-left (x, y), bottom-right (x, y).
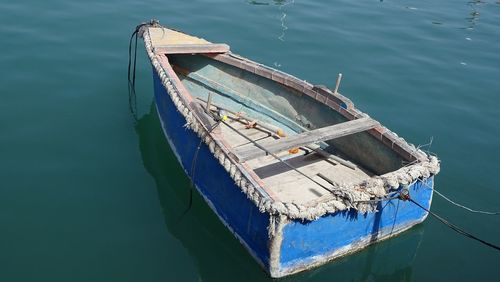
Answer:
top-left (354, 192), bottom-right (401, 204)
top-left (433, 189), bottom-right (500, 215)
top-left (128, 20), bottom-right (160, 121)
top-left (403, 192), bottom-right (500, 252)
top-left (179, 120), bottom-right (222, 219)
top-left (127, 25), bottom-right (141, 120)
top-left (414, 178), bottom-right (500, 215)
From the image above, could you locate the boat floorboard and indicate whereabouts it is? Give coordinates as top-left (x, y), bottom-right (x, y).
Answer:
top-left (247, 152), bottom-right (372, 204)
top-left (219, 119), bottom-right (373, 204)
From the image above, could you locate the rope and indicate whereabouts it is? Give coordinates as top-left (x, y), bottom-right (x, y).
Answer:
top-left (354, 192), bottom-right (401, 204)
top-left (434, 189), bottom-right (500, 215)
top-left (128, 20), bottom-right (160, 121)
top-left (127, 25), bottom-right (140, 120)
top-left (356, 184), bottom-right (500, 251)
top-left (179, 121), bottom-right (222, 219)
top-left (415, 179), bottom-right (500, 215)
top-left (407, 196), bottom-right (500, 252)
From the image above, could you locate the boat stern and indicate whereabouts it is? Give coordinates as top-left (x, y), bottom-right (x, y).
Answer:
top-left (268, 177), bottom-right (434, 278)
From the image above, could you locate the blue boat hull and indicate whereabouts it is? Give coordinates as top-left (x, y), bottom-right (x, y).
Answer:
top-left (151, 68), bottom-right (433, 277)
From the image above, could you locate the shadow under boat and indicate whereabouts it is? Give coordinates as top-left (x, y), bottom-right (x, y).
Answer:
top-left (135, 103), bottom-right (425, 282)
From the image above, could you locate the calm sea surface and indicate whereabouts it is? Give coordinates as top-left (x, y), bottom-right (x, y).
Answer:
top-left (1, 0), bottom-right (499, 281)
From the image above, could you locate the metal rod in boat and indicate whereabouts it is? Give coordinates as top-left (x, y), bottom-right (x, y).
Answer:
top-left (196, 97), bottom-right (286, 138)
top-left (219, 119), bottom-right (335, 193)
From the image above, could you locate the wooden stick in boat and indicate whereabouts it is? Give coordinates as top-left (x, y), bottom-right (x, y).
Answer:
top-left (304, 146), bottom-right (338, 165)
top-left (196, 97), bottom-right (286, 138)
top-left (206, 92), bottom-right (213, 113)
top-left (334, 73), bottom-right (342, 94)
top-left (317, 173), bottom-right (340, 187)
top-left (333, 73), bottom-right (342, 94)
top-left (225, 113), bottom-right (285, 139)
top-left (306, 144), bottom-right (357, 170)
top-left (325, 73), bottom-right (342, 103)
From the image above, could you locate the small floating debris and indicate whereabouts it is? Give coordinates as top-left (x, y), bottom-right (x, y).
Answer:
top-left (247, 0), bottom-right (270, 5)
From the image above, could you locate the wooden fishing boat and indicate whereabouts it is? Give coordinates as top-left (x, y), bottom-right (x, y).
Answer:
top-left (137, 22), bottom-right (440, 278)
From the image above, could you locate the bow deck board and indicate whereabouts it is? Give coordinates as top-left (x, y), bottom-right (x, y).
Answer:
top-left (149, 27), bottom-right (229, 54)
top-left (154, 44), bottom-right (230, 54)
top-left (149, 27), bottom-right (210, 45)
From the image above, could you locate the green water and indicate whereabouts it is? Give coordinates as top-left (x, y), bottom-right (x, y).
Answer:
top-left (1, 0), bottom-right (499, 281)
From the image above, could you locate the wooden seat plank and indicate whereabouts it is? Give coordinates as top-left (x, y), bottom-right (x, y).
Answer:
top-left (154, 44), bottom-right (230, 54)
top-left (233, 117), bottom-right (379, 162)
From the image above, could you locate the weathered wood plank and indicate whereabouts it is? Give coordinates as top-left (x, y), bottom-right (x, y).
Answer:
top-left (149, 27), bottom-right (210, 46)
top-left (233, 117), bottom-right (379, 162)
top-left (189, 101), bottom-right (218, 131)
top-left (154, 44), bottom-right (230, 54)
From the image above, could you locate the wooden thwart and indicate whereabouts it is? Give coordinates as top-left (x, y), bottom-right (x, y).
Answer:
top-left (233, 117), bottom-right (379, 162)
top-left (154, 44), bottom-right (230, 54)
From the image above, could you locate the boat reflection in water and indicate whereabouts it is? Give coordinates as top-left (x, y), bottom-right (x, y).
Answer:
top-left (135, 104), bottom-right (425, 282)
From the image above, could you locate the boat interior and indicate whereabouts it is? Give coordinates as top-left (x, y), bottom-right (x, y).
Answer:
top-left (166, 53), bottom-right (412, 205)
top-left (147, 27), bottom-right (413, 204)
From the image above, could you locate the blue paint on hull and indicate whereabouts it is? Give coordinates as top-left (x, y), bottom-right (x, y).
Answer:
top-left (152, 69), bottom-right (271, 268)
top-left (279, 178), bottom-right (433, 273)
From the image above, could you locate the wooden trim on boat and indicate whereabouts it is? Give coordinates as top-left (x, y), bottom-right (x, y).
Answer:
top-left (155, 54), bottom-right (195, 106)
top-left (154, 43), bottom-right (230, 54)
